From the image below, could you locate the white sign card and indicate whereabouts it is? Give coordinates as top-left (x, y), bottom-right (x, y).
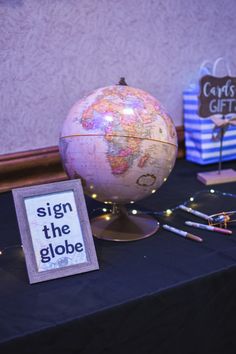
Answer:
top-left (12, 180), bottom-right (99, 283)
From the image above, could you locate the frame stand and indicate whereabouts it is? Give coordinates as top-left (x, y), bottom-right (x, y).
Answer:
top-left (91, 204), bottom-right (159, 242)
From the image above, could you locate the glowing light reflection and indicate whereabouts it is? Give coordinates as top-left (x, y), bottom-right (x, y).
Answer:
top-left (104, 115), bottom-right (113, 122)
top-left (123, 107), bottom-right (134, 115)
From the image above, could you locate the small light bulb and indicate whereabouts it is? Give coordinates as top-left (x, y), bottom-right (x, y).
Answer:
top-left (91, 194), bottom-right (97, 199)
top-left (0, 250), bottom-right (2, 255)
top-left (102, 208), bottom-right (107, 212)
top-left (130, 201), bottom-right (135, 204)
top-left (105, 216), bottom-right (111, 221)
top-left (166, 209), bottom-right (172, 216)
top-left (163, 177), bottom-right (167, 182)
top-left (210, 189), bottom-right (215, 194)
top-left (132, 209), bottom-right (138, 215)
top-left (151, 189), bottom-right (156, 194)
top-left (190, 197), bottom-right (194, 202)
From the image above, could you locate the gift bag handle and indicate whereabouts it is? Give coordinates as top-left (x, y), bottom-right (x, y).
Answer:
top-left (199, 60), bottom-right (212, 76)
top-left (188, 60), bottom-right (212, 90)
top-left (212, 57), bottom-right (232, 76)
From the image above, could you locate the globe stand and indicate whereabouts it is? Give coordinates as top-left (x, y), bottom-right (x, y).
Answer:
top-left (91, 204), bottom-right (159, 242)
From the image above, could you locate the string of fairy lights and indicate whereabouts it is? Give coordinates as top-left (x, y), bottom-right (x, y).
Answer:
top-left (90, 188), bottom-right (236, 217)
top-left (0, 188), bottom-right (236, 257)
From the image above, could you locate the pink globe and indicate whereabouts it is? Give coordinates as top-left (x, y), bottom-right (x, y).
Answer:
top-left (59, 84), bottom-right (177, 205)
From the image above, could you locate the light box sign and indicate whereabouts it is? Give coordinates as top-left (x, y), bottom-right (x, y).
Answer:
top-left (13, 180), bottom-right (99, 283)
top-left (199, 75), bottom-right (236, 117)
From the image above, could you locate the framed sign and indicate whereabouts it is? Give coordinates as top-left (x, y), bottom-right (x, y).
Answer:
top-left (199, 75), bottom-right (236, 117)
top-left (12, 179), bottom-right (99, 283)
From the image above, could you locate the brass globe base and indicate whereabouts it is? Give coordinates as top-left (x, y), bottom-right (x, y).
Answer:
top-left (91, 205), bottom-right (159, 242)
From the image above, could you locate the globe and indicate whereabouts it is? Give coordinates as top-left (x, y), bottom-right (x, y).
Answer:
top-left (59, 83), bottom-right (178, 241)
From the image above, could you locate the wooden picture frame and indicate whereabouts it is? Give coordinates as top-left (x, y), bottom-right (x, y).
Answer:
top-left (12, 179), bottom-right (99, 283)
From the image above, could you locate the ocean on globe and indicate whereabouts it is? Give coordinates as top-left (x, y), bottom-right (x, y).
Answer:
top-left (59, 84), bottom-right (178, 205)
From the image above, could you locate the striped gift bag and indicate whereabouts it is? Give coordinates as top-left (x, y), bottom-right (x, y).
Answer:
top-left (183, 62), bottom-right (236, 165)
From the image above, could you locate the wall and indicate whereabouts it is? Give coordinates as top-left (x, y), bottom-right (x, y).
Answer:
top-left (1, 0), bottom-right (236, 154)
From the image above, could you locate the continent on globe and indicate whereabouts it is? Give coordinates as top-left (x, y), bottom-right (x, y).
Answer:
top-left (138, 153), bottom-right (150, 168)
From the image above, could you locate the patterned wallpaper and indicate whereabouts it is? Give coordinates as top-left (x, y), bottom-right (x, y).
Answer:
top-left (1, 0), bottom-right (236, 154)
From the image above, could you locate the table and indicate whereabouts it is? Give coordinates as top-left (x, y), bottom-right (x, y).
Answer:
top-left (1, 159), bottom-right (236, 354)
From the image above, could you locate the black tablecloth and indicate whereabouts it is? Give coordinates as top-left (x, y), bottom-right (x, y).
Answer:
top-left (1, 159), bottom-right (236, 354)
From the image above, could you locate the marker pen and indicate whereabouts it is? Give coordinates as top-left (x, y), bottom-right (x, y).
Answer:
top-left (163, 224), bottom-right (203, 243)
top-left (185, 221), bottom-right (232, 235)
top-left (179, 204), bottom-right (213, 222)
